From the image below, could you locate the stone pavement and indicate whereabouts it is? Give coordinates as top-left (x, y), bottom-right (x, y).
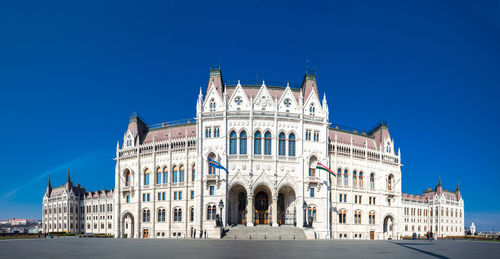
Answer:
top-left (0, 238), bottom-right (499, 259)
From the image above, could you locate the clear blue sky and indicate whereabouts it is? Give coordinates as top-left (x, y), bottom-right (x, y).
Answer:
top-left (1, 0), bottom-right (499, 231)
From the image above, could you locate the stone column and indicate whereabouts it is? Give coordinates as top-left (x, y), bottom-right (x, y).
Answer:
top-left (247, 196), bottom-right (254, 226)
top-left (272, 195), bottom-right (278, 227)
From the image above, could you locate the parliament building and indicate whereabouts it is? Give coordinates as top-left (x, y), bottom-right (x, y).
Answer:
top-left (42, 69), bottom-right (465, 240)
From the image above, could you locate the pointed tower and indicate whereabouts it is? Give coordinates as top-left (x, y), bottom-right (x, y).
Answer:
top-left (45, 175), bottom-right (52, 197)
top-left (435, 175), bottom-right (443, 196)
top-left (65, 169), bottom-right (73, 191)
top-left (455, 180), bottom-right (461, 200)
top-left (206, 68), bottom-right (224, 98)
top-left (301, 72), bottom-right (319, 100)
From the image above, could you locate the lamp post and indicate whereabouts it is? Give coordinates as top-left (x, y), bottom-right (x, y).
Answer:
top-left (219, 199), bottom-right (224, 227)
top-left (302, 201), bottom-right (308, 228)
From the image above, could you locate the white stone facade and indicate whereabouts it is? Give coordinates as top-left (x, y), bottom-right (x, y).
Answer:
top-left (42, 69), bottom-right (464, 240)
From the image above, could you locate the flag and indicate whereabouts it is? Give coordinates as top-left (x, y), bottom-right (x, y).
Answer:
top-left (316, 162), bottom-right (336, 177)
top-left (208, 158), bottom-right (228, 174)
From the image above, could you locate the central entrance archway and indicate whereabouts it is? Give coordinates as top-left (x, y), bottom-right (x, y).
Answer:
top-left (277, 185), bottom-right (297, 225)
top-left (255, 191), bottom-right (269, 224)
top-left (228, 184), bottom-right (247, 225)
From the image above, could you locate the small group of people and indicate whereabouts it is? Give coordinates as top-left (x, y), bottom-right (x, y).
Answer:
top-left (190, 228), bottom-right (208, 239)
top-left (412, 231), bottom-right (434, 240)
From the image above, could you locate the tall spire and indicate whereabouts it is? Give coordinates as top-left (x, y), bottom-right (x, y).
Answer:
top-left (65, 169), bottom-right (72, 191)
top-left (66, 169), bottom-right (71, 183)
top-left (45, 175), bottom-right (52, 197)
top-left (435, 175), bottom-right (443, 195)
top-left (456, 180), bottom-right (461, 200)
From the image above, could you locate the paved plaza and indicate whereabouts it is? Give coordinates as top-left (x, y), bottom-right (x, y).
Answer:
top-left (0, 238), bottom-right (499, 259)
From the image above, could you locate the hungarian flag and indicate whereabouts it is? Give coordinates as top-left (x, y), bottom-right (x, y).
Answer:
top-left (316, 162), bottom-right (336, 177)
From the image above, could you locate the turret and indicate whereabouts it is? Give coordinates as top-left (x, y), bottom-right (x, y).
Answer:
top-left (456, 180), bottom-right (461, 200)
top-left (301, 72), bottom-right (319, 100)
top-left (206, 67), bottom-right (224, 98)
top-left (45, 175), bottom-right (52, 197)
top-left (435, 175), bottom-right (443, 196)
top-left (65, 169), bottom-right (73, 191)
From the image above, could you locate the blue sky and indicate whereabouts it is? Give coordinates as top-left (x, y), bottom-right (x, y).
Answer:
top-left (0, 0), bottom-right (499, 231)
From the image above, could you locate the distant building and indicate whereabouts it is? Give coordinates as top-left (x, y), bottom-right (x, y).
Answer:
top-left (9, 219), bottom-right (27, 226)
top-left (42, 171), bottom-right (113, 234)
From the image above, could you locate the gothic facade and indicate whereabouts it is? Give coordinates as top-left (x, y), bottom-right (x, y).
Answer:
top-left (42, 69), bottom-right (464, 240)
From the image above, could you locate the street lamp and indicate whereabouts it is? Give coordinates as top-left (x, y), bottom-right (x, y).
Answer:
top-left (302, 201), bottom-right (308, 228)
top-left (219, 199), bottom-right (224, 227)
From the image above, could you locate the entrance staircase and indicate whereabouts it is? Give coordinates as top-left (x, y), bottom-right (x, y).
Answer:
top-left (222, 225), bottom-right (307, 240)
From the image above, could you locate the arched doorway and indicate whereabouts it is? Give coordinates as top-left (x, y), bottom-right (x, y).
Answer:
top-left (383, 215), bottom-right (395, 240)
top-left (122, 212), bottom-right (134, 238)
top-left (228, 184), bottom-right (247, 225)
top-left (255, 191), bottom-right (269, 225)
top-left (277, 185), bottom-right (297, 225)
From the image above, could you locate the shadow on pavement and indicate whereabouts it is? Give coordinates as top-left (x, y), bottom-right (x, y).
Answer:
top-left (392, 242), bottom-right (450, 259)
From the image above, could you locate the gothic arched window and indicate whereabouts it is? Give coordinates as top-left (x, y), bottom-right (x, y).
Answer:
top-left (264, 131), bottom-right (272, 155)
top-left (309, 104), bottom-right (315, 116)
top-left (209, 99), bottom-right (216, 112)
top-left (254, 131), bottom-right (262, 155)
top-left (239, 131), bottom-right (247, 155)
top-left (144, 169), bottom-right (150, 186)
top-left (229, 131), bottom-right (237, 155)
top-left (278, 132), bottom-right (286, 156)
top-left (288, 133), bottom-right (295, 156)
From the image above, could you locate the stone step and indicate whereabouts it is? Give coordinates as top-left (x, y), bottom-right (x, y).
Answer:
top-left (222, 225), bottom-right (307, 240)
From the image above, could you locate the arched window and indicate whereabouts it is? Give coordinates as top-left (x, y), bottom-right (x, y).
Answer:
top-left (353, 171), bottom-right (357, 187)
top-left (359, 172), bottom-right (363, 188)
top-left (278, 132), bottom-right (286, 156)
top-left (190, 207), bottom-right (194, 222)
top-left (339, 210), bottom-right (347, 224)
top-left (337, 169), bottom-right (342, 186)
top-left (229, 131), bottom-right (237, 155)
top-left (156, 168), bottom-right (162, 184)
top-left (264, 131), bottom-right (272, 155)
top-left (309, 104), bottom-right (315, 116)
top-left (388, 174), bottom-right (394, 191)
top-left (209, 99), bottom-right (216, 112)
top-left (343, 170), bottom-right (348, 186)
top-left (125, 170), bottom-right (131, 186)
top-left (288, 133), bottom-right (295, 156)
top-left (307, 206), bottom-right (317, 222)
top-left (126, 135), bottom-right (133, 147)
top-left (191, 164), bottom-right (195, 182)
top-left (173, 208), bottom-right (182, 222)
top-left (369, 211), bottom-right (376, 225)
top-left (239, 131), bottom-right (247, 154)
top-left (158, 209), bottom-right (166, 222)
top-left (179, 165), bottom-right (185, 183)
top-left (143, 209), bottom-right (150, 222)
top-left (254, 131), bottom-right (262, 155)
top-left (370, 173), bottom-right (375, 190)
top-left (207, 205), bottom-right (217, 220)
top-left (354, 211), bottom-right (362, 224)
top-left (162, 167), bottom-right (168, 184)
top-left (144, 169), bottom-right (150, 186)
top-left (172, 166), bottom-right (178, 183)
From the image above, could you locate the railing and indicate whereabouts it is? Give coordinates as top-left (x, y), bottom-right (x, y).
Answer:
top-left (206, 174), bottom-right (218, 181)
top-left (307, 176), bottom-right (321, 183)
top-left (148, 118), bottom-right (196, 130)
